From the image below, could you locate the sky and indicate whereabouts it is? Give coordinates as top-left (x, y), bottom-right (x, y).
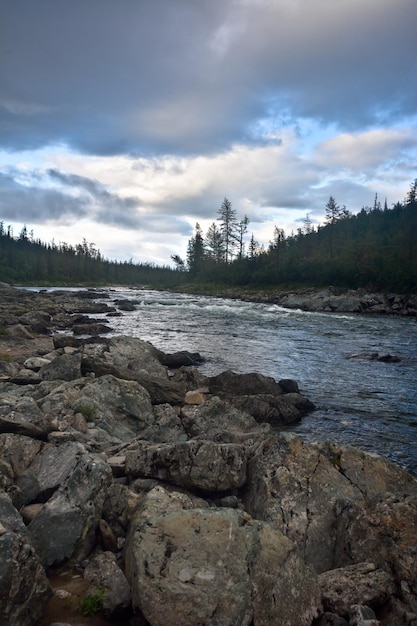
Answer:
top-left (1, 0), bottom-right (416, 266)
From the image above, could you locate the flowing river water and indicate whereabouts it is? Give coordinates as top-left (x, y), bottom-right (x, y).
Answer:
top-left (89, 288), bottom-right (417, 475)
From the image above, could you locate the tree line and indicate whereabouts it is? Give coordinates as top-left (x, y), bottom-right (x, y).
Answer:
top-left (172, 180), bottom-right (417, 293)
top-left (1, 179), bottom-right (416, 292)
top-left (0, 224), bottom-right (185, 287)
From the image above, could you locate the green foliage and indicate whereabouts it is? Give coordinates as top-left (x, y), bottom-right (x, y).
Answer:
top-left (1, 182), bottom-right (416, 294)
top-left (74, 401), bottom-right (96, 420)
top-left (0, 326), bottom-right (9, 336)
top-left (0, 228), bottom-right (188, 288)
top-left (0, 353), bottom-right (12, 362)
top-left (178, 187), bottom-right (417, 294)
top-left (77, 587), bottom-right (106, 616)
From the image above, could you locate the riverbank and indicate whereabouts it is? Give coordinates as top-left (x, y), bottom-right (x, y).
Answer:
top-left (0, 284), bottom-right (416, 626)
top-left (170, 284), bottom-right (417, 317)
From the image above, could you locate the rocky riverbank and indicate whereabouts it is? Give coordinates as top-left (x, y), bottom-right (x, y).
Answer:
top-left (0, 283), bottom-right (416, 626)
top-left (179, 285), bottom-right (417, 317)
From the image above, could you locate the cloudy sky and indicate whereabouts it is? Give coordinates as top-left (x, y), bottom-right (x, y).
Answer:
top-left (1, 0), bottom-right (416, 265)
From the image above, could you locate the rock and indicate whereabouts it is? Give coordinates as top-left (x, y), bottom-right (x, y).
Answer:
top-left (10, 369), bottom-right (42, 384)
top-left (207, 370), bottom-right (314, 426)
top-left (84, 551), bottom-right (131, 618)
top-left (125, 439), bottom-right (248, 491)
top-left (23, 357), bottom-right (51, 371)
top-left (98, 518), bottom-right (118, 552)
top-left (22, 441), bottom-right (85, 503)
top-left (0, 434), bottom-right (43, 478)
top-left (230, 391), bottom-right (315, 426)
top-left (318, 562), bottom-right (395, 618)
top-left (158, 350), bottom-right (204, 367)
top-left (20, 503), bottom-right (44, 525)
top-left (37, 374), bottom-right (156, 446)
top-left (72, 322), bottom-right (113, 335)
top-left (27, 453), bottom-right (112, 567)
top-left (184, 389), bottom-right (205, 404)
top-left (180, 395), bottom-right (271, 442)
top-left (39, 352), bottom-right (82, 381)
top-left (0, 530), bottom-right (51, 625)
top-left (0, 416), bottom-right (50, 440)
top-left (125, 487), bottom-right (321, 626)
top-left (244, 433), bottom-right (362, 573)
top-left (244, 434), bottom-right (417, 581)
top-left (0, 490), bottom-right (51, 626)
top-left (209, 369), bottom-right (284, 396)
top-left (113, 298), bottom-right (137, 311)
top-left (348, 605), bottom-right (379, 625)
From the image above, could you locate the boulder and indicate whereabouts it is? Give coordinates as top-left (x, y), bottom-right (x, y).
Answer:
top-left (0, 434), bottom-right (43, 478)
top-left (0, 490), bottom-right (51, 626)
top-left (0, 530), bottom-right (51, 626)
top-left (180, 395), bottom-right (271, 442)
top-left (72, 322), bottom-right (113, 335)
top-left (207, 370), bottom-right (314, 426)
top-left (39, 352), bottom-right (82, 381)
top-left (230, 392), bottom-right (315, 426)
top-left (27, 453), bottom-right (112, 567)
top-left (125, 439), bottom-right (248, 491)
top-left (125, 487), bottom-right (321, 626)
top-left (244, 434), bottom-right (417, 581)
top-left (158, 350), bottom-right (204, 367)
top-left (209, 369), bottom-right (285, 396)
top-left (244, 434), bottom-right (363, 573)
top-left (37, 374), bottom-right (156, 446)
top-left (23, 357), bottom-right (51, 371)
top-left (84, 551), bottom-right (131, 618)
top-left (318, 562), bottom-right (395, 618)
top-left (20, 441), bottom-right (85, 504)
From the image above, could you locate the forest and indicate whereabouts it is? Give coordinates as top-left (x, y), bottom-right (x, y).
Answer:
top-left (1, 179), bottom-right (416, 293)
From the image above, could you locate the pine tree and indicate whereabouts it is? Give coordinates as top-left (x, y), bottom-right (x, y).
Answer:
top-left (217, 197), bottom-right (238, 263)
top-left (205, 222), bottom-right (224, 263)
top-left (186, 223), bottom-right (205, 276)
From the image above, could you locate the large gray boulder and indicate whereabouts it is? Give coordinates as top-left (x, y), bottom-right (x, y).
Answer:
top-left (243, 434), bottom-right (417, 576)
top-left (125, 486), bottom-right (321, 626)
top-left (207, 370), bottom-right (314, 426)
top-left (84, 551), bottom-right (131, 618)
top-left (82, 335), bottom-right (168, 379)
top-left (16, 441), bottom-right (85, 506)
top-left (125, 439), bottom-right (248, 491)
top-left (318, 562), bottom-right (395, 619)
top-left (38, 352), bottom-right (82, 381)
top-left (27, 453), bottom-right (112, 567)
top-left (180, 395), bottom-right (271, 442)
top-left (0, 490), bottom-right (51, 626)
top-left (37, 374), bottom-right (155, 446)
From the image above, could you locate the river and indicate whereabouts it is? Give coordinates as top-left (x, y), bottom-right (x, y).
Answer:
top-left (90, 288), bottom-right (417, 475)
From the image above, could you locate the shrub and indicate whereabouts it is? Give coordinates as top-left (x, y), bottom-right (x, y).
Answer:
top-left (77, 587), bottom-right (106, 616)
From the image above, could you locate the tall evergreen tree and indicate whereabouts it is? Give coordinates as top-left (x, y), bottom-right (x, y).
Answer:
top-left (205, 222), bottom-right (224, 263)
top-left (217, 197), bottom-right (238, 263)
top-left (186, 223), bottom-right (205, 276)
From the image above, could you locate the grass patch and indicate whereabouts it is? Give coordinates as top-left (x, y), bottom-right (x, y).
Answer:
top-left (77, 587), bottom-right (106, 616)
top-left (74, 401), bottom-right (97, 420)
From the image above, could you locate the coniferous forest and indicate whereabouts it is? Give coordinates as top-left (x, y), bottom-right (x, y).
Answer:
top-left (1, 180), bottom-right (416, 293)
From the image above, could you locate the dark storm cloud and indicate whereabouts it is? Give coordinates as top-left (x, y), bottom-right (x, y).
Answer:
top-left (1, 0), bottom-right (416, 156)
top-left (0, 168), bottom-right (143, 229)
top-left (0, 171), bottom-right (90, 223)
top-left (47, 168), bottom-right (142, 227)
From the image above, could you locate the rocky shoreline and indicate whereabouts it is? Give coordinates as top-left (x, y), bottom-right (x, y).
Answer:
top-left (178, 285), bottom-right (417, 317)
top-left (0, 283), bottom-right (416, 626)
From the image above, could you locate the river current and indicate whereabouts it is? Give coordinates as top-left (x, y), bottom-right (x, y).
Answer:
top-left (90, 288), bottom-right (417, 475)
